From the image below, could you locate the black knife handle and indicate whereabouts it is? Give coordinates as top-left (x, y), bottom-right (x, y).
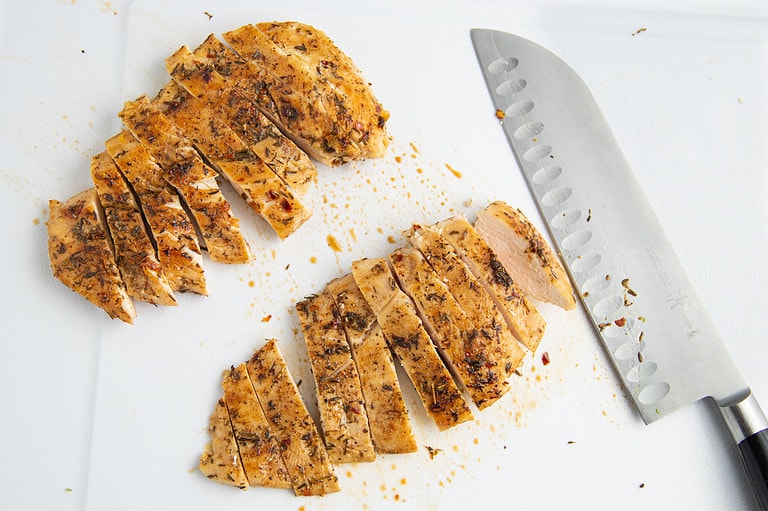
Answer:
top-left (719, 392), bottom-right (768, 510)
top-left (739, 429), bottom-right (768, 510)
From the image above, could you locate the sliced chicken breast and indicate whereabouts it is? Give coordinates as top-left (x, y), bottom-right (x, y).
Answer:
top-left (89, 151), bottom-right (176, 306)
top-left (118, 95), bottom-right (251, 263)
top-left (296, 290), bottom-right (376, 464)
top-left (198, 397), bottom-right (249, 490)
top-left (254, 21), bottom-right (389, 158)
top-left (167, 42), bottom-right (317, 196)
top-left (437, 215), bottom-right (546, 353)
top-left (475, 201), bottom-right (576, 310)
top-left (327, 274), bottom-right (417, 454)
top-left (221, 363), bottom-right (291, 489)
top-left (389, 246), bottom-right (509, 410)
top-left (105, 130), bottom-right (207, 295)
top-left (351, 258), bottom-right (473, 431)
top-left (47, 188), bottom-right (136, 323)
top-left (152, 81), bottom-right (310, 240)
top-left (223, 24), bottom-right (389, 166)
top-left (406, 224), bottom-right (525, 383)
top-left (195, 34), bottom-right (338, 166)
top-left (245, 339), bottom-right (340, 496)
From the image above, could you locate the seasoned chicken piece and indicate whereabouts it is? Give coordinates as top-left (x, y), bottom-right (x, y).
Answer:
top-left (152, 81), bottom-right (310, 240)
top-left (254, 21), bottom-right (389, 158)
top-left (105, 130), bottom-right (207, 295)
top-left (246, 340), bottom-right (339, 496)
top-left (389, 246), bottom-right (508, 410)
top-left (327, 274), bottom-right (417, 454)
top-left (118, 95), bottom-right (251, 263)
top-left (222, 363), bottom-right (291, 489)
top-left (352, 258), bottom-right (472, 431)
top-left (198, 398), bottom-right (249, 490)
top-left (406, 224), bottom-right (525, 382)
top-left (89, 151), bottom-right (176, 306)
top-left (47, 188), bottom-right (136, 323)
top-left (437, 215), bottom-right (546, 353)
top-left (223, 24), bottom-right (389, 166)
top-left (476, 201), bottom-right (576, 310)
top-left (296, 290), bottom-right (375, 463)
top-left (167, 42), bottom-right (317, 196)
top-left (192, 34), bottom-right (336, 166)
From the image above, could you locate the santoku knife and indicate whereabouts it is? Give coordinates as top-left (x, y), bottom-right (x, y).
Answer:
top-left (471, 28), bottom-right (768, 509)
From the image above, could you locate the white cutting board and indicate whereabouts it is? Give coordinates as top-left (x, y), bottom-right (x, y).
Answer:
top-left (1, 1), bottom-right (767, 510)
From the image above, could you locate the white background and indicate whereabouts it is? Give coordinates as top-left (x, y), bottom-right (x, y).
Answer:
top-left (1, 1), bottom-right (767, 509)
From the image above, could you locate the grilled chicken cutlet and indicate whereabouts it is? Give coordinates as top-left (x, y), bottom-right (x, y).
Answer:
top-left (327, 274), bottom-right (417, 454)
top-left (152, 81), bottom-right (310, 240)
top-left (352, 258), bottom-right (473, 431)
top-left (199, 398), bottom-right (249, 490)
top-left (406, 224), bottom-right (525, 383)
top-left (438, 215), bottom-right (546, 353)
top-left (254, 22), bottom-right (389, 158)
top-left (47, 188), bottom-right (136, 323)
top-left (168, 42), bottom-right (317, 196)
top-left (475, 201), bottom-right (576, 310)
top-left (222, 363), bottom-right (291, 489)
top-left (389, 246), bottom-right (509, 410)
top-left (223, 24), bottom-right (389, 166)
top-left (246, 340), bottom-right (340, 496)
top-left (90, 151), bottom-right (177, 306)
top-left (296, 290), bottom-right (376, 463)
top-left (105, 130), bottom-right (207, 295)
top-left (119, 95), bottom-right (251, 263)
top-left (191, 34), bottom-right (337, 167)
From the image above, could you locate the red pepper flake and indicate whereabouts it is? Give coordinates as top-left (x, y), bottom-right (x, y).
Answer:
top-left (614, 317), bottom-right (627, 327)
top-left (261, 314), bottom-right (272, 323)
top-left (541, 351), bottom-right (551, 365)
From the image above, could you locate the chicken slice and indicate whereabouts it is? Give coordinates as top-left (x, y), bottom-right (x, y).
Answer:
top-left (118, 95), bottom-right (251, 263)
top-left (475, 201), bottom-right (576, 310)
top-left (221, 363), bottom-right (291, 489)
top-left (152, 81), bottom-right (310, 240)
top-left (245, 340), bottom-right (340, 496)
top-left (47, 188), bottom-right (136, 323)
top-left (254, 21), bottom-right (389, 158)
top-left (351, 258), bottom-right (473, 431)
top-left (105, 130), bottom-right (207, 295)
top-left (389, 246), bottom-right (509, 410)
top-left (167, 42), bottom-right (317, 196)
top-left (195, 34), bottom-right (338, 166)
top-left (296, 289), bottom-right (376, 464)
top-left (406, 224), bottom-right (525, 383)
top-left (198, 397), bottom-right (249, 490)
top-left (89, 151), bottom-right (176, 306)
top-left (437, 215), bottom-right (546, 353)
top-left (223, 24), bottom-right (389, 166)
top-left (327, 274), bottom-right (417, 454)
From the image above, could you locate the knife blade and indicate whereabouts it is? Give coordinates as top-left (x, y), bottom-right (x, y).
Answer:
top-left (471, 28), bottom-right (768, 508)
